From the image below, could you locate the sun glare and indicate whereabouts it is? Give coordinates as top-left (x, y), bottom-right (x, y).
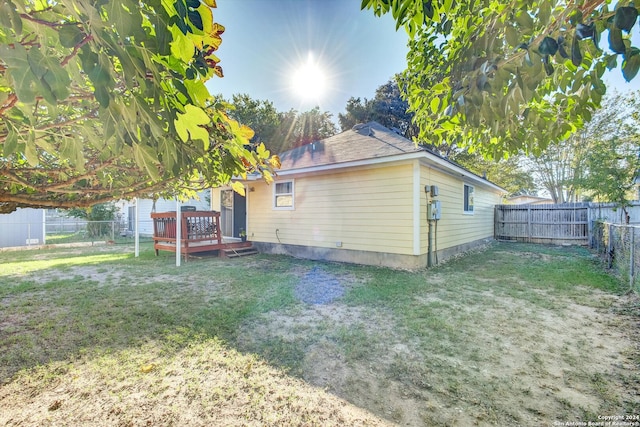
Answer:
top-left (291, 53), bottom-right (327, 101)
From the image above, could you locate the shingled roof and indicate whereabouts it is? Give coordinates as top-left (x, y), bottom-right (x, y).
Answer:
top-left (278, 121), bottom-right (422, 171)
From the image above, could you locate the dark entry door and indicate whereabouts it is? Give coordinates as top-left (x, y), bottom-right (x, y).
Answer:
top-left (220, 190), bottom-right (246, 238)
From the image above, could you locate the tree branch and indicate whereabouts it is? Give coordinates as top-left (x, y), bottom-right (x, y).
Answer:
top-left (61, 34), bottom-right (94, 66)
top-left (0, 94), bottom-right (18, 117)
top-left (19, 12), bottom-right (67, 28)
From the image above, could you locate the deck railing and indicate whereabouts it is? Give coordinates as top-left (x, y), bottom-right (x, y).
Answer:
top-left (151, 211), bottom-right (222, 245)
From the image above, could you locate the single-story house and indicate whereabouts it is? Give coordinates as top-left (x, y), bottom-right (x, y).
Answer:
top-left (0, 208), bottom-right (45, 248)
top-left (211, 122), bottom-right (506, 269)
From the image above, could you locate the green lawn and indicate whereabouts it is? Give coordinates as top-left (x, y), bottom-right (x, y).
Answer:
top-left (0, 243), bottom-right (637, 426)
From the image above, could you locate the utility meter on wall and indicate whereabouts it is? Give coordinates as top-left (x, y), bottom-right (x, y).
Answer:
top-left (428, 200), bottom-right (442, 220)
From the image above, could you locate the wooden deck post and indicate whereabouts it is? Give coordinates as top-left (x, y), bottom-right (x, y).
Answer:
top-left (176, 199), bottom-right (181, 267)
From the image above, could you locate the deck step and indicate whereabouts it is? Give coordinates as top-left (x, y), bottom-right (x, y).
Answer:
top-left (224, 245), bottom-right (258, 258)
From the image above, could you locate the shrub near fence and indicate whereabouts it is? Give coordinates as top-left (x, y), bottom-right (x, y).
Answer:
top-left (592, 221), bottom-right (640, 293)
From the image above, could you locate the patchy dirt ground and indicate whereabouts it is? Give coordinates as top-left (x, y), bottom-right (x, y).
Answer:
top-left (238, 264), bottom-right (640, 426)
top-left (1, 246), bottom-right (639, 426)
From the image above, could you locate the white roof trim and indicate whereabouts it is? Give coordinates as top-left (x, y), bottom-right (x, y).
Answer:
top-left (243, 150), bottom-right (506, 193)
top-left (417, 155), bottom-right (506, 193)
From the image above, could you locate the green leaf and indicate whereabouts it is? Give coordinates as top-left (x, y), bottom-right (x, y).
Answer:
top-left (543, 56), bottom-right (554, 76)
top-left (539, 37), bottom-right (558, 56)
top-left (576, 23), bottom-right (594, 40)
top-left (558, 44), bottom-right (569, 59)
top-left (571, 33), bottom-right (582, 67)
top-left (188, 10), bottom-right (203, 31)
top-left (27, 47), bottom-right (72, 102)
top-left (515, 11), bottom-right (533, 30)
top-left (3, 0), bottom-right (22, 35)
top-left (133, 143), bottom-right (160, 180)
top-left (622, 51), bottom-right (640, 81)
top-left (505, 26), bottom-right (519, 48)
top-left (183, 79), bottom-right (211, 106)
top-left (539, 0), bottom-right (551, 26)
top-left (569, 10), bottom-right (583, 26)
top-left (430, 96), bottom-right (440, 114)
top-left (614, 6), bottom-right (638, 33)
top-left (3, 128), bottom-right (18, 156)
top-left (170, 27), bottom-right (195, 63)
top-left (43, 65), bottom-right (71, 102)
top-left (95, 85), bottom-right (110, 108)
top-left (0, 1), bottom-right (13, 30)
top-left (174, 0), bottom-right (187, 19)
top-left (608, 26), bottom-right (626, 54)
top-left (0, 44), bottom-right (38, 103)
top-left (174, 104), bottom-right (211, 147)
top-left (24, 131), bottom-right (38, 166)
top-left (58, 25), bottom-right (85, 49)
top-left (26, 46), bottom-right (48, 78)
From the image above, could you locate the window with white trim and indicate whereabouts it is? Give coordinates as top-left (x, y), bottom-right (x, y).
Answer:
top-left (274, 180), bottom-right (294, 210)
top-left (463, 184), bottom-right (474, 213)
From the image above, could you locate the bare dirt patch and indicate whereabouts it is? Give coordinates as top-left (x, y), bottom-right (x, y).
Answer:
top-left (238, 265), bottom-right (640, 426)
top-left (0, 246), bottom-right (638, 426)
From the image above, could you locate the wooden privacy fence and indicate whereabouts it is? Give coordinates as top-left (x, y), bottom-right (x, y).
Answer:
top-left (495, 202), bottom-right (640, 245)
top-left (495, 203), bottom-right (590, 244)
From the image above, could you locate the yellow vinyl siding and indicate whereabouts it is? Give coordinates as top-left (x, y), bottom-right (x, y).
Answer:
top-left (421, 165), bottom-right (501, 251)
top-left (420, 170), bottom-right (430, 254)
top-left (248, 163), bottom-right (415, 255)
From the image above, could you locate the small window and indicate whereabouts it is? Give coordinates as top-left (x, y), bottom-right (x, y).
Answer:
top-left (274, 180), bottom-right (294, 209)
top-left (464, 184), bottom-right (474, 213)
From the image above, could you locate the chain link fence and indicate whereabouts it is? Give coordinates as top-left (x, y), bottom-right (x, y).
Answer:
top-left (45, 220), bottom-right (156, 246)
top-left (591, 221), bottom-right (640, 293)
top-left (1, 220), bottom-right (155, 249)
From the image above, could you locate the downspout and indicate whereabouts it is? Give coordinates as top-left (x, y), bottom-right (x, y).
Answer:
top-left (426, 186), bottom-right (434, 268)
top-left (428, 217), bottom-right (435, 268)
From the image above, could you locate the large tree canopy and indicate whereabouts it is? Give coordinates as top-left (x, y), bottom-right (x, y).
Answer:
top-left (525, 90), bottom-right (640, 204)
top-left (222, 94), bottom-right (337, 154)
top-left (363, 0), bottom-right (640, 158)
top-left (0, 0), bottom-right (277, 213)
top-left (338, 78), bottom-right (419, 140)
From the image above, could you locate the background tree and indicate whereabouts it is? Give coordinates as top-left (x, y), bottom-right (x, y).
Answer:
top-left (0, 0), bottom-right (277, 213)
top-left (526, 138), bottom-right (586, 203)
top-left (339, 78), bottom-right (535, 194)
top-left (338, 77), bottom-right (419, 140)
top-left (526, 90), bottom-right (640, 204)
top-left (452, 152), bottom-right (537, 197)
top-left (224, 99), bottom-right (337, 154)
top-left (224, 94), bottom-right (280, 146)
top-left (363, 0), bottom-right (640, 158)
top-left (66, 203), bottom-right (117, 238)
top-left (576, 91), bottom-right (640, 219)
top-left (285, 107), bottom-right (337, 148)
top-left (579, 136), bottom-right (639, 222)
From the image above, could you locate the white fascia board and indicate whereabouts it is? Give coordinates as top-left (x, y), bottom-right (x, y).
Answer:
top-left (418, 156), bottom-right (507, 194)
top-left (272, 152), bottom-right (425, 177)
top-left (236, 151), bottom-right (506, 194)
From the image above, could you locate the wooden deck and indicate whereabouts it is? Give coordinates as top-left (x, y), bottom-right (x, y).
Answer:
top-left (151, 211), bottom-right (252, 260)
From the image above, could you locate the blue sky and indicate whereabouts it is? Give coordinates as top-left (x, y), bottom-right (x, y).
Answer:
top-left (207, 0), bottom-right (409, 121)
top-left (207, 0), bottom-right (639, 123)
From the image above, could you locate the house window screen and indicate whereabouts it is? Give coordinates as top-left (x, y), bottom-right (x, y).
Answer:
top-left (464, 184), bottom-right (474, 213)
top-left (274, 181), bottom-right (294, 209)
